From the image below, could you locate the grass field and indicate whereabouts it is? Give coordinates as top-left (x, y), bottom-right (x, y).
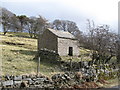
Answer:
top-left (0, 32), bottom-right (62, 77)
top-left (0, 32), bottom-right (93, 77)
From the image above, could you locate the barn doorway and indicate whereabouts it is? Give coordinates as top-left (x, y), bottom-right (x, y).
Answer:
top-left (68, 47), bottom-right (73, 56)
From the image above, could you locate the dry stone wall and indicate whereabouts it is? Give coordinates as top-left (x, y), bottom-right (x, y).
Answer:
top-left (0, 63), bottom-right (118, 89)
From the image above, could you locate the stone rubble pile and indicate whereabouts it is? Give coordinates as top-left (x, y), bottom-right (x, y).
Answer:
top-left (60, 61), bottom-right (118, 81)
top-left (0, 71), bottom-right (98, 88)
top-left (0, 61), bottom-right (118, 89)
top-left (0, 74), bottom-right (54, 88)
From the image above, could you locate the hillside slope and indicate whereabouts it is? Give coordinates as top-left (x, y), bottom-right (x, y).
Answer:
top-left (0, 33), bottom-right (61, 76)
top-left (0, 32), bottom-right (93, 77)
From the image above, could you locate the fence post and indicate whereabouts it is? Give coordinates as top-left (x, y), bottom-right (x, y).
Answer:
top-left (37, 57), bottom-right (40, 76)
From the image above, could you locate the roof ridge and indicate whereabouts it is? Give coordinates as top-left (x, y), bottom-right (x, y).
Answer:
top-left (47, 28), bottom-right (75, 39)
top-left (47, 28), bottom-right (69, 33)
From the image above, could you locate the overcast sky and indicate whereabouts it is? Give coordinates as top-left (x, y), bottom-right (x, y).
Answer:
top-left (1, 0), bottom-right (119, 33)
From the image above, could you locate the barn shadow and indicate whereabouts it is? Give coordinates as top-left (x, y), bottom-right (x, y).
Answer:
top-left (34, 50), bottom-right (62, 65)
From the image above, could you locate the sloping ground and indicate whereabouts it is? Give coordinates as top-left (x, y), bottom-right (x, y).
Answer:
top-left (0, 33), bottom-right (61, 76)
top-left (0, 32), bottom-right (119, 88)
top-left (0, 32), bottom-right (93, 77)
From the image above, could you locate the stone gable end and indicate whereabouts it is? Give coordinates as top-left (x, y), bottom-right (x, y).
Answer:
top-left (38, 28), bottom-right (79, 56)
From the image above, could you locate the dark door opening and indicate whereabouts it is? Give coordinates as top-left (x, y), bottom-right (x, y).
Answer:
top-left (68, 47), bottom-right (73, 56)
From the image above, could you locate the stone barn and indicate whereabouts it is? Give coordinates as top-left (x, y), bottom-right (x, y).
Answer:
top-left (38, 28), bottom-right (79, 56)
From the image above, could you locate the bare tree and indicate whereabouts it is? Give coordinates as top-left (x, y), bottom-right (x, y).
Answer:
top-left (25, 17), bottom-right (36, 38)
top-left (10, 14), bottom-right (21, 32)
top-left (32, 15), bottom-right (48, 38)
top-left (94, 25), bottom-right (117, 64)
top-left (52, 19), bottom-right (62, 30)
top-left (85, 22), bottom-right (118, 65)
top-left (17, 15), bottom-right (28, 32)
top-left (2, 9), bottom-right (12, 35)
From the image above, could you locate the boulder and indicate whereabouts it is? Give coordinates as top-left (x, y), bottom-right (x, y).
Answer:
top-left (14, 76), bottom-right (22, 81)
top-left (20, 81), bottom-right (28, 88)
top-left (14, 81), bottom-right (22, 85)
top-left (2, 80), bottom-right (14, 86)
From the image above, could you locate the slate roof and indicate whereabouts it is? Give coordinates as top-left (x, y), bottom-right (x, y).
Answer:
top-left (47, 28), bottom-right (76, 39)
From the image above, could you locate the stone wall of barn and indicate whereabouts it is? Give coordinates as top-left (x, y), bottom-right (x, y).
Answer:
top-left (38, 29), bottom-right (58, 53)
top-left (58, 38), bottom-right (79, 56)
